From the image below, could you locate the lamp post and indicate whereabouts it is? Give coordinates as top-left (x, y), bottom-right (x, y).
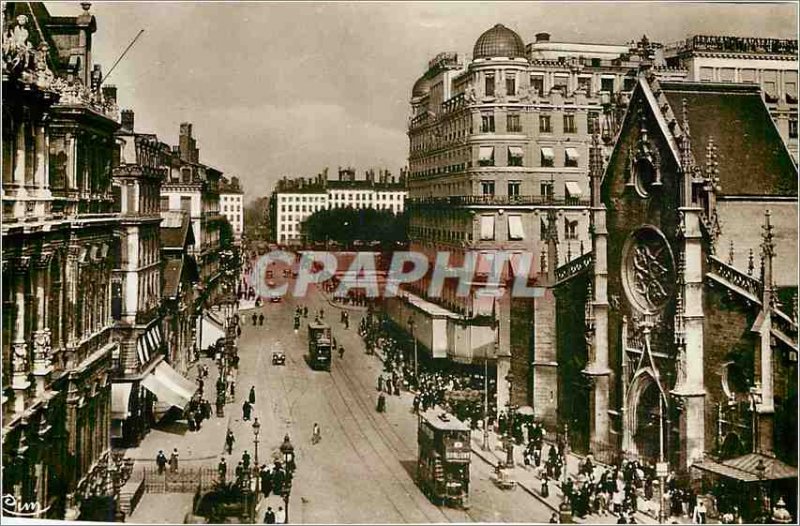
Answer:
top-left (280, 434), bottom-right (295, 474)
top-left (755, 457), bottom-right (768, 522)
top-left (505, 372), bottom-right (515, 467)
top-left (407, 317), bottom-right (418, 387)
top-left (252, 418), bottom-right (261, 496)
top-left (282, 472), bottom-right (293, 524)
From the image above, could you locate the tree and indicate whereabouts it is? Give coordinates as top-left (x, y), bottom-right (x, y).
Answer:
top-left (303, 207), bottom-right (407, 247)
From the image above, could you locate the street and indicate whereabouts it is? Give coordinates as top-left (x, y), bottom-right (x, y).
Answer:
top-left (130, 274), bottom-right (555, 523)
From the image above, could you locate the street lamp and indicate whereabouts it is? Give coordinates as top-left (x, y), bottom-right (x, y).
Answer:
top-left (252, 418), bottom-right (261, 495)
top-left (505, 372), bottom-right (515, 467)
top-left (407, 317), bottom-right (418, 386)
top-left (281, 472), bottom-right (293, 524)
top-left (755, 457), bottom-right (769, 521)
top-left (280, 434), bottom-right (295, 473)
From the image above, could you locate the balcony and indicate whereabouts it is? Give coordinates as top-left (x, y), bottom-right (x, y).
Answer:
top-left (408, 195), bottom-right (590, 208)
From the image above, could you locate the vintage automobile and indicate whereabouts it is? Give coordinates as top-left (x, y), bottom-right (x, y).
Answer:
top-left (272, 350), bottom-right (286, 366)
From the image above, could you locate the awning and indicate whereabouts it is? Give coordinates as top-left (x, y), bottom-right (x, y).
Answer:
top-left (478, 146), bottom-right (494, 162)
top-left (508, 215), bottom-right (525, 240)
top-left (693, 453), bottom-right (797, 482)
top-left (508, 146), bottom-right (524, 159)
top-left (565, 147), bottom-right (580, 162)
top-left (141, 361), bottom-right (196, 411)
top-left (565, 181), bottom-right (583, 198)
top-left (111, 382), bottom-right (134, 420)
top-left (480, 215), bottom-right (495, 241)
top-left (540, 147), bottom-right (554, 161)
top-left (200, 314), bottom-right (226, 350)
top-left (137, 323), bottom-right (163, 366)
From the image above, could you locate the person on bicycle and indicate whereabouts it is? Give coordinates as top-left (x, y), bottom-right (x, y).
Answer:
top-left (312, 423), bottom-right (321, 444)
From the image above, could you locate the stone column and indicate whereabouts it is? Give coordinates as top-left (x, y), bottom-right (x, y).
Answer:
top-left (65, 247), bottom-right (80, 351)
top-left (673, 208), bottom-right (706, 470)
top-left (66, 133), bottom-right (77, 191)
top-left (32, 255), bottom-right (53, 396)
top-left (13, 120), bottom-right (27, 187)
top-left (12, 258), bottom-right (31, 413)
top-left (34, 122), bottom-right (46, 190)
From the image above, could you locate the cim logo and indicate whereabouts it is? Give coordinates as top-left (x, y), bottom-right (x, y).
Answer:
top-left (2, 493), bottom-right (51, 517)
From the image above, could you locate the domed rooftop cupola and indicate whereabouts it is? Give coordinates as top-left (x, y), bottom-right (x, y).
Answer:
top-left (412, 75), bottom-right (430, 98)
top-left (473, 24), bottom-right (526, 59)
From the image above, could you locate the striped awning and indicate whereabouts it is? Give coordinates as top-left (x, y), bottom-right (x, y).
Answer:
top-left (141, 361), bottom-right (196, 411)
top-left (137, 323), bottom-right (163, 366)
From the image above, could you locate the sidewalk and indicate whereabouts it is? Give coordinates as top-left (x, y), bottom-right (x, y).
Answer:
top-left (367, 338), bottom-right (698, 525)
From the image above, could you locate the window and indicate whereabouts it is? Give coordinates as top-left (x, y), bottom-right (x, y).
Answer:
top-left (699, 67), bottom-right (714, 82)
top-left (485, 73), bottom-right (495, 97)
top-left (540, 147), bottom-right (554, 168)
top-left (478, 146), bottom-right (495, 167)
top-left (790, 119), bottom-right (798, 139)
top-left (530, 75), bottom-right (544, 96)
top-left (540, 219), bottom-right (548, 240)
top-left (588, 111), bottom-right (600, 135)
top-left (577, 76), bottom-right (591, 94)
top-left (565, 148), bottom-right (580, 167)
top-left (508, 215), bottom-right (525, 240)
top-left (508, 181), bottom-right (521, 197)
top-left (763, 81), bottom-right (778, 103)
top-left (541, 181), bottom-right (554, 198)
top-left (539, 115), bottom-right (552, 133)
top-left (564, 218), bottom-right (578, 240)
top-left (563, 114), bottom-right (576, 134)
top-left (507, 113), bottom-right (521, 133)
top-left (565, 181), bottom-right (583, 204)
top-left (480, 215), bottom-right (495, 240)
top-left (181, 168), bottom-right (191, 183)
top-left (481, 114), bottom-right (495, 133)
top-left (553, 75), bottom-right (568, 92)
top-left (480, 181), bottom-right (495, 196)
top-left (506, 74), bottom-right (516, 96)
top-left (786, 83), bottom-right (797, 104)
top-left (601, 77), bottom-right (614, 92)
top-left (623, 77), bottom-right (636, 92)
top-left (180, 196), bottom-right (192, 212)
top-left (160, 196), bottom-right (170, 211)
top-left (508, 146), bottom-right (524, 167)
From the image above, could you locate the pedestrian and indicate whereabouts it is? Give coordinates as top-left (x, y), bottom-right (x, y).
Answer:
top-left (260, 465), bottom-right (271, 497)
top-left (187, 409), bottom-right (197, 431)
top-left (377, 392), bottom-right (386, 413)
top-left (235, 461), bottom-right (245, 486)
top-left (252, 313), bottom-right (258, 325)
top-left (230, 378), bottom-right (236, 397)
top-left (338, 345), bottom-right (345, 359)
top-left (264, 506), bottom-right (276, 524)
top-left (541, 473), bottom-right (550, 498)
top-left (218, 457), bottom-right (228, 483)
top-left (237, 325), bottom-right (242, 337)
top-left (312, 422), bottom-right (321, 444)
top-left (259, 313), bottom-right (265, 326)
top-left (156, 450), bottom-right (167, 474)
top-left (249, 386), bottom-right (256, 405)
top-left (225, 429), bottom-right (236, 454)
top-left (242, 400), bottom-right (252, 421)
top-left (276, 506), bottom-right (285, 524)
top-left (169, 448), bottom-right (179, 473)
top-left (693, 498), bottom-right (707, 524)
top-left (242, 450), bottom-right (251, 471)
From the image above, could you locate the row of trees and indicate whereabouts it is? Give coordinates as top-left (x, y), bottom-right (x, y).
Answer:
top-left (303, 207), bottom-right (408, 246)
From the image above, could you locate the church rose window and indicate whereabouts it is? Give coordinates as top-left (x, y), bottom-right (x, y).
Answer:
top-left (621, 227), bottom-right (675, 313)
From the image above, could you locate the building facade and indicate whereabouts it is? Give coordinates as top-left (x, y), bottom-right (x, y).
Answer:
top-left (220, 176), bottom-right (244, 245)
top-left (270, 167), bottom-right (407, 245)
top-left (662, 35), bottom-right (798, 159)
top-left (550, 74), bottom-right (797, 517)
top-left (2, 3), bottom-right (122, 519)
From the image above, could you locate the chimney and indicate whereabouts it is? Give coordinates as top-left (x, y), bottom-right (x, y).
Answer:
top-left (179, 123), bottom-right (197, 163)
top-left (102, 85), bottom-right (117, 106)
top-left (120, 109), bottom-right (134, 131)
top-left (535, 32), bottom-right (551, 43)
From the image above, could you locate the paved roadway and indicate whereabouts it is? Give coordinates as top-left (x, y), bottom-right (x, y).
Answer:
top-left (234, 272), bottom-right (554, 523)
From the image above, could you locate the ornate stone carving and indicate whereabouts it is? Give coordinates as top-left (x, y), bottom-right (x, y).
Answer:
top-left (622, 227), bottom-right (676, 313)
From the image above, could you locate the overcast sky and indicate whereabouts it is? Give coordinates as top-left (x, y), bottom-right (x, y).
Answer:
top-left (47, 1), bottom-right (796, 202)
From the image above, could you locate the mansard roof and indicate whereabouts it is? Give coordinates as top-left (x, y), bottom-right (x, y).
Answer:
top-left (659, 81), bottom-right (797, 197)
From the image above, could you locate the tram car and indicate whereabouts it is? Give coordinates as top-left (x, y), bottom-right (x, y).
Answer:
top-left (417, 410), bottom-right (471, 509)
top-left (308, 322), bottom-right (332, 371)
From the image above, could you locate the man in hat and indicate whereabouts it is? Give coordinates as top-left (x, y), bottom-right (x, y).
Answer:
top-left (242, 400), bottom-right (252, 421)
top-left (155, 450), bottom-right (168, 474)
top-left (217, 457), bottom-right (228, 483)
top-left (264, 506), bottom-right (276, 524)
top-left (249, 386), bottom-right (256, 405)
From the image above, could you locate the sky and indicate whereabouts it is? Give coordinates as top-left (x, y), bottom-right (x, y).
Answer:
top-left (46, 1), bottom-right (797, 202)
